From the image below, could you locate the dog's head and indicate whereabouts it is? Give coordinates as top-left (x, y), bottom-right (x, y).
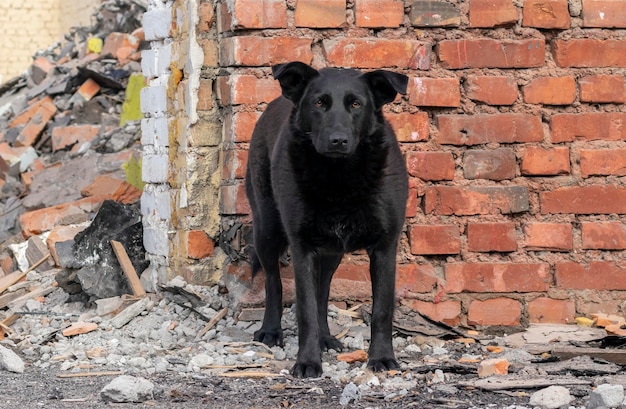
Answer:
top-left (272, 62), bottom-right (408, 158)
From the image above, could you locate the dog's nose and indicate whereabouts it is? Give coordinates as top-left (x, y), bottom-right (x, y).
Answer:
top-left (329, 132), bottom-right (349, 148)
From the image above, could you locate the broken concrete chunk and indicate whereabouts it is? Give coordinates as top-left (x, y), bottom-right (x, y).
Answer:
top-left (56, 200), bottom-right (147, 300)
top-left (587, 384), bottom-right (624, 409)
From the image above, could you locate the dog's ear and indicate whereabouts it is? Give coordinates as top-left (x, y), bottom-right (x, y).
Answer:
top-left (272, 62), bottom-right (319, 103)
top-left (361, 70), bottom-right (409, 109)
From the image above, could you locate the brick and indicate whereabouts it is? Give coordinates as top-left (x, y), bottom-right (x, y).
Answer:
top-left (295, 0), bottom-right (346, 28)
top-left (46, 224), bottom-right (87, 266)
top-left (445, 263), bottom-right (551, 293)
top-left (437, 114), bottom-right (543, 145)
top-left (468, 298), bottom-right (522, 326)
top-left (409, 225), bottom-right (461, 255)
top-left (553, 39), bottom-right (626, 67)
top-left (9, 96), bottom-right (54, 128)
top-left (406, 151), bottom-right (454, 181)
top-left (408, 0), bottom-right (461, 27)
top-left (469, 0), bottom-right (518, 28)
top-left (520, 146), bottom-right (570, 176)
top-left (197, 1), bottom-right (215, 32)
top-left (556, 261), bottom-right (626, 290)
top-left (199, 38), bottom-right (219, 68)
top-left (522, 0), bottom-right (570, 29)
top-left (409, 77), bottom-right (460, 107)
top-left (51, 125), bottom-right (101, 152)
top-left (187, 230), bottom-right (215, 259)
top-left (406, 187), bottom-right (419, 218)
top-left (463, 148), bottom-right (516, 181)
top-left (323, 38), bottom-right (431, 70)
top-left (541, 186), bottom-right (626, 214)
top-left (80, 175), bottom-right (142, 204)
top-left (334, 263), bottom-right (369, 282)
top-left (387, 112), bottom-right (429, 142)
top-left (220, 36), bottom-right (313, 66)
top-left (580, 149), bottom-right (626, 177)
top-left (477, 358), bottom-right (509, 377)
top-left (217, 75), bottom-right (281, 106)
top-left (467, 222), bottom-right (517, 252)
top-left (14, 99), bottom-right (57, 147)
top-left (395, 263), bottom-right (438, 295)
top-left (402, 299), bottom-right (461, 326)
top-left (438, 39), bottom-right (545, 69)
top-left (19, 196), bottom-right (103, 238)
top-left (465, 76), bottom-right (518, 105)
top-left (425, 186), bottom-right (529, 215)
top-left (222, 148), bottom-right (248, 180)
top-left (581, 221), bottom-right (626, 250)
top-left (102, 32), bottom-right (140, 64)
top-left (582, 0), bottom-right (626, 27)
top-left (522, 76), bottom-right (576, 105)
top-left (355, 0), bottom-right (404, 27)
top-left (579, 75), bottom-right (626, 103)
top-left (523, 223), bottom-right (573, 251)
top-left (551, 113), bottom-right (626, 142)
top-left (219, 0), bottom-right (287, 31)
top-left (225, 111), bottom-right (262, 143)
top-left (528, 297), bottom-right (575, 324)
top-left (220, 182), bottom-right (250, 215)
top-left (143, 8), bottom-right (172, 41)
top-left (76, 78), bottom-right (101, 101)
top-left (197, 79), bottom-right (214, 111)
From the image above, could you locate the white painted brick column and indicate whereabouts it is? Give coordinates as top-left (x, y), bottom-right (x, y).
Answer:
top-left (140, 0), bottom-right (173, 291)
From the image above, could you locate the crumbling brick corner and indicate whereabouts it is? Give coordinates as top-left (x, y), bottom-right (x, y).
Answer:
top-left (141, 0), bottom-right (226, 290)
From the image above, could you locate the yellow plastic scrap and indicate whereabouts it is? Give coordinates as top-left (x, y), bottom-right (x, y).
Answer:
top-left (88, 37), bottom-right (103, 54)
top-left (575, 316), bottom-right (595, 327)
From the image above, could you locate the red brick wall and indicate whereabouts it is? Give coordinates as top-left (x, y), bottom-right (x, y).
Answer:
top-left (212, 0), bottom-right (626, 328)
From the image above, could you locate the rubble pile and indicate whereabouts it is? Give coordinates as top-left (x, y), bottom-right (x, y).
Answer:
top-left (0, 0), bottom-right (147, 294)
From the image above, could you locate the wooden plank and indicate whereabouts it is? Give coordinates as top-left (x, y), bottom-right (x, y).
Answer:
top-left (459, 375), bottom-right (591, 391)
top-left (195, 307), bottom-right (228, 340)
top-left (56, 371), bottom-right (124, 378)
top-left (0, 254), bottom-right (50, 296)
top-left (110, 240), bottom-right (145, 297)
top-left (549, 346), bottom-right (626, 366)
top-left (0, 289), bottom-right (27, 309)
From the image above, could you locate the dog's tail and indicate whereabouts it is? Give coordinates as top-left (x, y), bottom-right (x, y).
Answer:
top-left (250, 248), bottom-right (263, 277)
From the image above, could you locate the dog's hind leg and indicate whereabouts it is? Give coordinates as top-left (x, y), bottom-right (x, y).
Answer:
top-left (317, 254), bottom-right (344, 352)
top-left (367, 243), bottom-right (400, 372)
top-left (252, 205), bottom-right (288, 348)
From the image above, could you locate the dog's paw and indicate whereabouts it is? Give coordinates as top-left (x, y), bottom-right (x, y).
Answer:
top-left (290, 361), bottom-right (323, 378)
top-left (367, 357), bottom-right (399, 372)
top-left (320, 335), bottom-right (344, 351)
top-left (253, 328), bottom-right (284, 348)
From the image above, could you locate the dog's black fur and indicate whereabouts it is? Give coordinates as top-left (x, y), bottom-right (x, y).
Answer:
top-left (245, 62), bottom-right (409, 378)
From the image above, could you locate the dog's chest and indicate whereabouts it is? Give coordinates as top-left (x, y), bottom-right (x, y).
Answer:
top-left (304, 206), bottom-right (383, 252)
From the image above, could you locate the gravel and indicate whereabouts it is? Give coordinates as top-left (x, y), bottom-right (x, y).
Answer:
top-left (0, 272), bottom-right (623, 408)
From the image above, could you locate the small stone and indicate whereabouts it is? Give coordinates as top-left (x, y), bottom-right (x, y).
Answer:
top-left (339, 382), bottom-right (361, 406)
top-left (529, 385), bottom-right (573, 409)
top-left (477, 358), bottom-right (509, 378)
top-left (0, 345), bottom-right (25, 373)
top-left (587, 384), bottom-right (624, 409)
top-left (100, 375), bottom-right (154, 403)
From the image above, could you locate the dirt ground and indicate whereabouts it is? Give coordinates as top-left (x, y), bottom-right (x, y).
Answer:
top-left (0, 365), bottom-right (535, 409)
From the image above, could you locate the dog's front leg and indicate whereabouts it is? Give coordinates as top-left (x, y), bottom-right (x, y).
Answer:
top-left (367, 243), bottom-right (399, 372)
top-left (290, 248), bottom-right (323, 378)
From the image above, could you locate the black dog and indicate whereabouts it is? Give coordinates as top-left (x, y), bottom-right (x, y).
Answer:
top-left (245, 62), bottom-right (409, 378)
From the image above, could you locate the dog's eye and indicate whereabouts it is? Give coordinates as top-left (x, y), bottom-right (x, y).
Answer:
top-left (351, 100), bottom-right (361, 109)
top-left (314, 99), bottom-right (325, 108)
